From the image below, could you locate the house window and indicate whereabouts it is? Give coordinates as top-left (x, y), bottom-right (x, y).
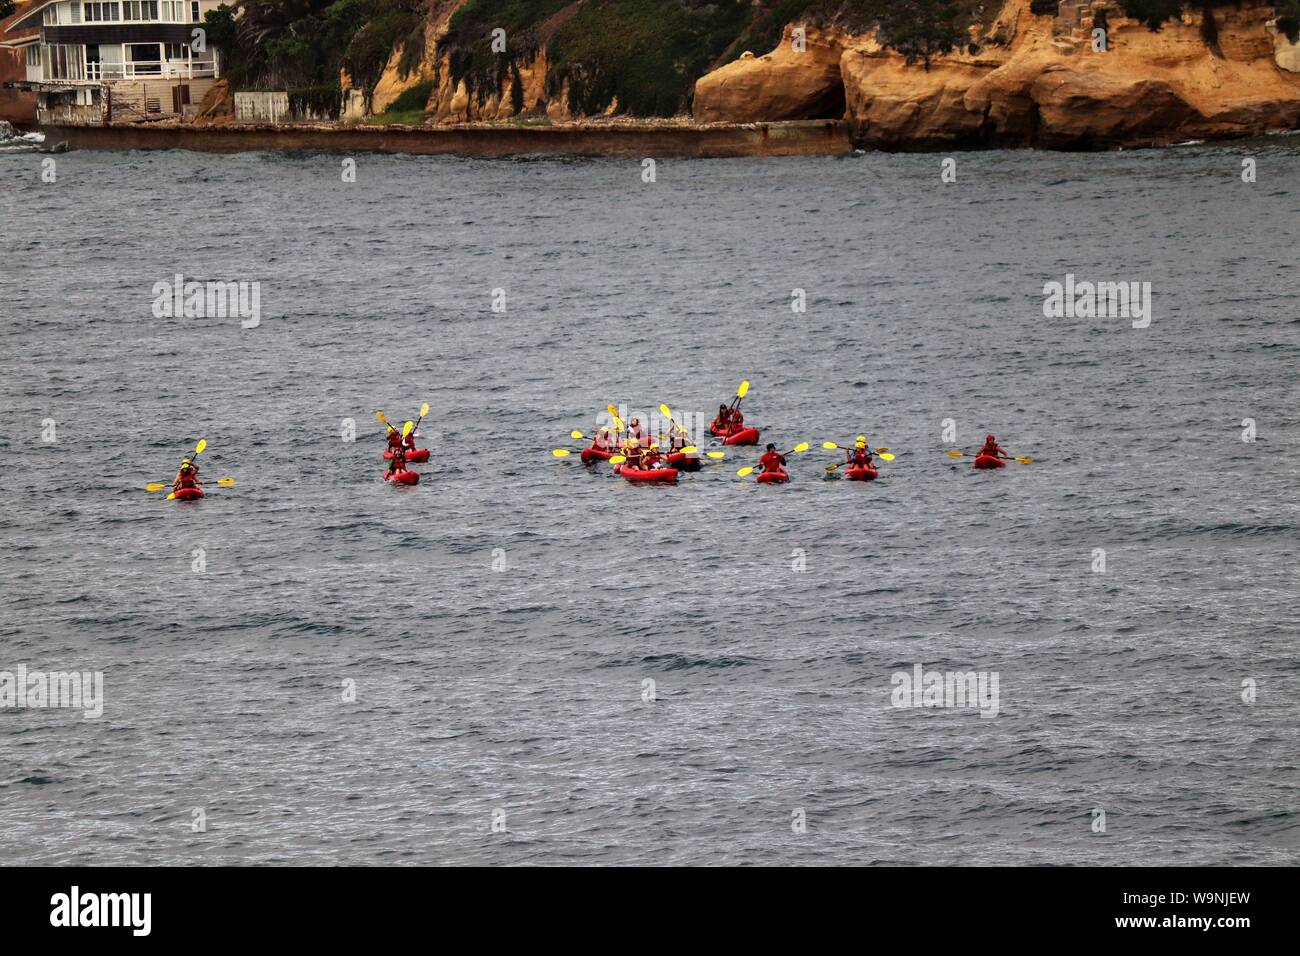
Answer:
top-left (84, 2), bottom-right (122, 21)
top-left (123, 1), bottom-right (159, 19)
top-left (191, 1), bottom-right (200, 21)
top-left (160, 1), bottom-right (183, 20)
top-left (27, 45), bottom-right (41, 67)
top-left (165, 42), bottom-right (187, 61)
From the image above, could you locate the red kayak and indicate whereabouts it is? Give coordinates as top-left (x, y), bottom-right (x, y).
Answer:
top-left (385, 470), bottom-right (419, 485)
top-left (756, 468), bottom-right (789, 484)
top-left (384, 449), bottom-right (430, 462)
top-left (973, 454), bottom-right (1006, 470)
top-left (845, 465), bottom-right (878, 481)
top-left (665, 452), bottom-right (702, 471)
top-left (580, 447), bottom-right (616, 463)
top-left (710, 424), bottom-right (760, 446)
top-left (172, 487), bottom-right (204, 500)
top-left (615, 464), bottom-right (678, 484)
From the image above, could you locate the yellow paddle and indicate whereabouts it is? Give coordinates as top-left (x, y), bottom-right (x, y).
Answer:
top-left (823, 440), bottom-right (894, 462)
top-left (949, 449), bottom-right (1034, 464)
top-left (552, 449), bottom-right (571, 457)
top-left (606, 403), bottom-right (625, 436)
top-left (737, 442), bottom-right (808, 477)
top-left (148, 477), bottom-right (235, 493)
top-left (162, 477), bottom-right (235, 499)
top-left (410, 402), bottom-right (430, 437)
top-left (146, 439), bottom-right (207, 491)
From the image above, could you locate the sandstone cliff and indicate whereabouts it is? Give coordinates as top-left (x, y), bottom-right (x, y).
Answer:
top-left (695, 1), bottom-right (1300, 148)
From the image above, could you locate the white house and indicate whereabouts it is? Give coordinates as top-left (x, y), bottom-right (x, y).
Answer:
top-left (2, 0), bottom-right (222, 122)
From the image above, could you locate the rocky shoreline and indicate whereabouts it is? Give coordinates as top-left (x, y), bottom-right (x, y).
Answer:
top-left (36, 118), bottom-right (854, 159)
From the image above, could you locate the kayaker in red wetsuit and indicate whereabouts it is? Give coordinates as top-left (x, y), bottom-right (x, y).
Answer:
top-left (386, 426), bottom-right (403, 452)
top-left (846, 437), bottom-right (873, 467)
top-left (386, 448), bottom-right (408, 476)
top-left (711, 404), bottom-right (731, 434)
top-left (978, 434), bottom-right (1008, 460)
top-left (173, 459), bottom-right (201, 491)
top-left (642, 443), bottom-right (664, 469)
top-left (728, 408), bottom-right (745, 436)
top-left (591, 426), bottom-right (614, 452)
top-left (759, 443), bottom-right (786, 474)
top-left (402, 429), bottom-right (419, 452)
top-left (623, 442), bottom-right (644, 470)
top-left (627, 418), bottom-right (647, 448)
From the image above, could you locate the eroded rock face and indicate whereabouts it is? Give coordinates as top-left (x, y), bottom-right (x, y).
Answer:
top-left (696, 0), bottom-right (1300, 148)
top-left (859, 2), bottom-right (1300, 147)
top-left (693, 25), bottom-right (848, 123)
top-left (191, 78), bottom-right (234, 124)
top-left (1268, 20), bottom-right (1300, 72)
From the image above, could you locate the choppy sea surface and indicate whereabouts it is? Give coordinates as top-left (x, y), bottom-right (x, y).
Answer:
top-left (0, 140), bottom-right (1297, 866)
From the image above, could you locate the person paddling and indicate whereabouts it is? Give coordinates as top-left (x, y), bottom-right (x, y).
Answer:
top-left (978, 434), bottom-right (1009, 461)
top-left (173, 458), bottom-right (201, 492)
top-left (642, 443), bottom-right (664, 469)
top-left (627, 417), bottom-right (648, 448)
top-left (623, 441), bottom-right (645, 471)
top-left (385, 447), bottom-right (409, 477)
top-left (591, 426), bottom-right (614, 453)
top-left (846, 436), bottom-right (873, 468)
top-left (759, 443), bottom-right (786, 475)
top-left (710, 404), bottom-right (731, 434)
top-left (728, 407), bottom-right (746, 435)
top-left (386, 426), bottom-right (404, 453)
top-left (666, 421), bottom-right (688, 452)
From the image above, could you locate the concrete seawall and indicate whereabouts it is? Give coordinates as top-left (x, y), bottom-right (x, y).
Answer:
top-left (38, 119), bottom-right (853, 159)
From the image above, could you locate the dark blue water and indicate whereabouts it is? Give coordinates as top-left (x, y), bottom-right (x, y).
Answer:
top-left (0, 139), bottom-right (1297, 864)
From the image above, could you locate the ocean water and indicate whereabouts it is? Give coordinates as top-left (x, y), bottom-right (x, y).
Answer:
top-left (0, 141), bottom-right (1297, 865)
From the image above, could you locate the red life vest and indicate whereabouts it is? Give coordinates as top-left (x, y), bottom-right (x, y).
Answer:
top-left (759, 451), bottom-right (785, 472)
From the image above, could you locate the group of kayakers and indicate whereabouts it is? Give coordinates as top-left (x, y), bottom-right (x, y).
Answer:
top-left (384, 425), bottom-right (421, 477)
top-left (586, 416), bottom-right (693, 472)
top-left (709, 403), bottom-right (748, 438)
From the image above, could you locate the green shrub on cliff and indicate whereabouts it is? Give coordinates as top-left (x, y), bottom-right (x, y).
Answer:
top-left (547, 0), bottom-right (752, 116)
top-left (0, 0), bottom-right (16, 20)
top-left (1278, 0), bottom-right (1300, 42)
top-left (203, 0), bottom-right (422, 100)
top-left (441, 0), bottom-right (753, 117)
top-left (1115, 0), bottom-right (1183, 29)
top-left (876, 0), bottom-right (970, 68)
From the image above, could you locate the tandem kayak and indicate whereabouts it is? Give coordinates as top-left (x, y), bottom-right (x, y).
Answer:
top-left (665, 452), bottom-right (702, 471)
top-left (710, 424), bottom-right (760, 446)
top-left (580, 447), bottom-right (616, 463)
top-left (385, 470), bottom-right (419, 485)
top-left (172, 487), bottom-right (204, 501)
top-left (615, 464), bottom-right (678, 484)
top-left (384, 449), bottom-right (430, 462)
top-left (845, 465), bottom-right (878, 481)
top-left (973, 454), bottom-right (1006, 470)
top-left (756, 469), bottom-right (789, 484)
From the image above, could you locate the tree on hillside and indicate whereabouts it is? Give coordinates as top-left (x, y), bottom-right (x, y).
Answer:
top-left (0, 0), bottom-right (17, 21)
top-left (876, 0), bottom-right (969, 69)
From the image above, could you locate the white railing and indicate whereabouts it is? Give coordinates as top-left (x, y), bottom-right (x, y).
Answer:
top-left (85, 60), bottom-right (217, 80)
